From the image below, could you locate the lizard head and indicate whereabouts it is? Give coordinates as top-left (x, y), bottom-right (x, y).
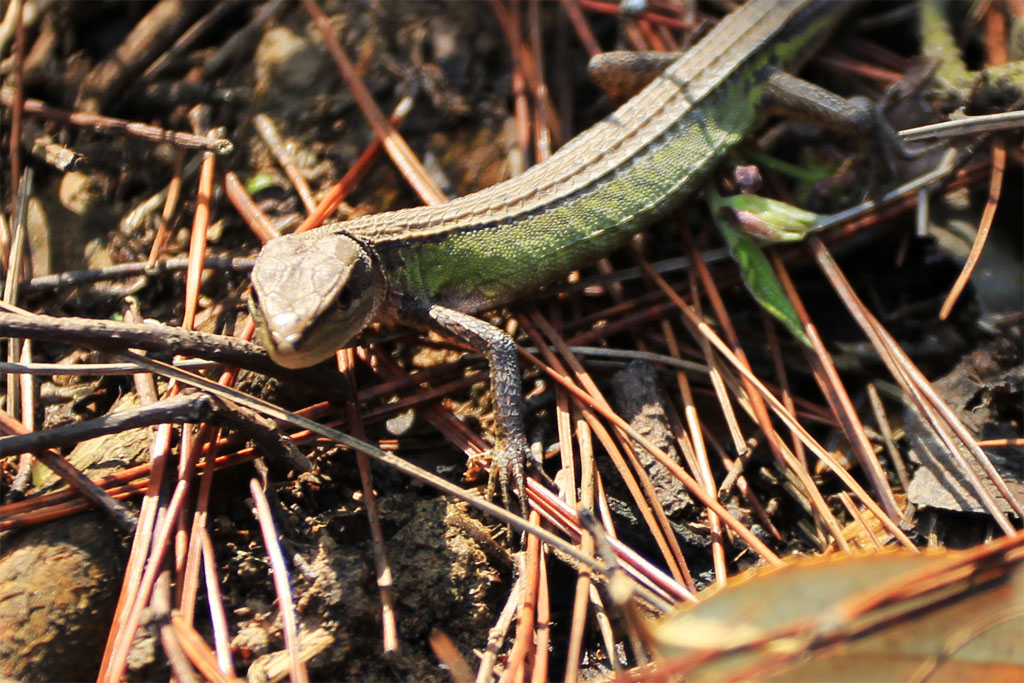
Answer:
top-left (250, 232), bottom-right (385, 368)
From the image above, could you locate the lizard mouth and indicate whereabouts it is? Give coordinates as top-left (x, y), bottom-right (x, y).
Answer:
top-left (266, 328), bottom-right (343, 368)
top-left (262, 333), bottom-right (339, 369)
top-left (263, 336), bottom-right (334, 369)
top-left (250, 301), bottom-right (339, 369)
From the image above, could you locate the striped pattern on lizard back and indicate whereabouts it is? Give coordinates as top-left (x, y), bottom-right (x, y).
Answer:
top-left (297, 0), bottom-right (844, 312)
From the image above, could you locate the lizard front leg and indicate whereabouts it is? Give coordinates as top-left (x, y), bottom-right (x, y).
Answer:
top-left (415, 302), bottom-right (546, 512)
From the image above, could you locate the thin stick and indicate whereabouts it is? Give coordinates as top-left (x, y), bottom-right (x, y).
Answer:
top-left (250, 478), bottom-right (309, 683)
top-left (0, 87), bottom-right (233, 154)
top-left (302, 0), bottom-right (446, 205)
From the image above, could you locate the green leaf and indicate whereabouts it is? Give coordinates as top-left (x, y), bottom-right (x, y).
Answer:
top-left (707, 186), bottom-right (812, 346)
top-left (710, 190), bottom-right (824, 243)
top-left (245, 172), bottom-right (284, 196)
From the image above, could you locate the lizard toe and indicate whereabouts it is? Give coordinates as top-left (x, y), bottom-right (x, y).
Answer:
top-left (488, 442), bottom-right (529, 516)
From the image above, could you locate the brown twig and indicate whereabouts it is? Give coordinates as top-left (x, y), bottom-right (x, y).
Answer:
top-left (520, 310), bottom-right (781, 565)
top-left (0, 86), bottom-right (234, 154)
top-left (771, 252), bottom-right (904, 524)
top-left (250, 476), bottom-right (310, 683)
top-left (302, 0), bottom-right (446, 206)
top-left (169, 614), bottom-right (236, 683)
top-left (224, 170), bottom-right (280, 244)
top-left (139, 1), bottom-right (241, 84)
top-left (491, 1), bottom-right (564, 146)
top-left (293, 96), bottom-right (412, 235)
top-left (340, 347), bottom-right (400, 654)
top-left (939, 140), bottom-right (1006, 319)
top-left (520, 311), bottom-right (692, 583)
top-left (0, 308), bottom-right (349, 400)
top-left (7, 0), bottom-right (24, 198)
top-left (0, 391), bottom-right (309, 472)
top-left (22, 256), bottom-right (254, 292)
top-left (810, 237), bottom-right (1022, 530)
top-left (0, 408), bottom-right (139, 531)
top-left (253, 113), bottom-right (318, 214)
top-left (73, 0), bottom-right (201, 113)
top-left (145, 150), bottom-right (186, 266)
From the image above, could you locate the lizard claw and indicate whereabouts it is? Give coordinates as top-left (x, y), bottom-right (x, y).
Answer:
top-left (485, 436), bottom-right (553, 516)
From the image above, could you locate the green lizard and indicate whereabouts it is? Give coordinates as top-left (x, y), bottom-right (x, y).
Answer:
top-left (249, 0), bottom-right (908, 506)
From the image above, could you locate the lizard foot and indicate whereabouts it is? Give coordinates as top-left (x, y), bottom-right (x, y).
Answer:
top-left (485, 436), bottom-right (553, 516)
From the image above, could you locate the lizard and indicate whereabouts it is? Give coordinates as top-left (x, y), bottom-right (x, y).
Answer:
top-left (249, 0), bottom-right (909, 508)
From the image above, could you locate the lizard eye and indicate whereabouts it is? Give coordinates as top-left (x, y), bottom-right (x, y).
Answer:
top-left (335, 288), bottom-right (353, 312)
